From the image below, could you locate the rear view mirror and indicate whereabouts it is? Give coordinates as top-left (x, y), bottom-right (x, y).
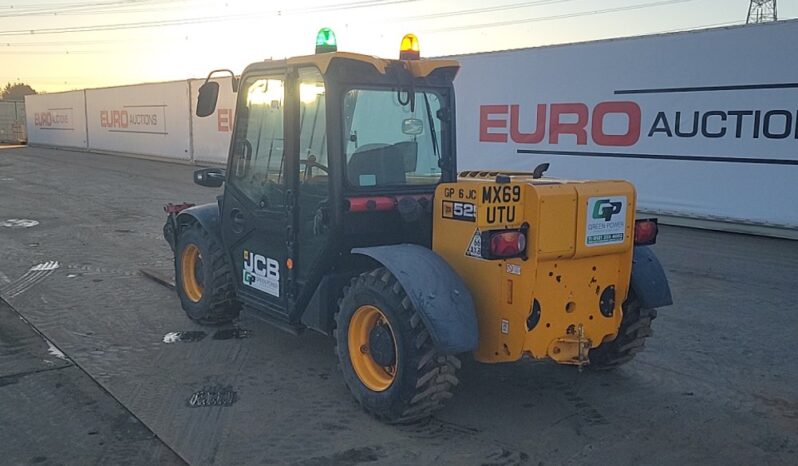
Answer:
top-left (194, 167), bottom-right (225, 188)
top-left (402, 118), bottom-right (424, 136)
top-left (196, 81), bottom-right (220, 118)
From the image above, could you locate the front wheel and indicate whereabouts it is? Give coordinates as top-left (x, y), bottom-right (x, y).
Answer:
top-left (589, 291), bottom-right (657, 370)
top-left (174, 222), bottom-right (240, 324)
top-left (334, 268), bottom-right (460, 424)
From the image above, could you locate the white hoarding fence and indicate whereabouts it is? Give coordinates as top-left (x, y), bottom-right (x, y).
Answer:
top-left (24, 91), bottom-right (87, 148)
top-left (190, 77), bottom-right (237, 164)
top-left (85, 81), bottom-right (192, 160)
top-left (21, 20), bottom-right (798, 235)
top-left (453, 20), bottom-right (798, 230)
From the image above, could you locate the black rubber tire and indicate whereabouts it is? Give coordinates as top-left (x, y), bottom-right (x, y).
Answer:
top-left (174, 222), bottom-right (240, 325)
top-left (589, 291), bottom-right (657, 370)
top-left (334, 267), bottom-right (460, 424)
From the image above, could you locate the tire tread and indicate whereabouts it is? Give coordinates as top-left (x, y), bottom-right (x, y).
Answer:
top-left (589, 293), bottom-right (656, 370)
top-left (334, 267), bottom-right (460, 424)
top-left (175, 221), bottom-right (240, 325)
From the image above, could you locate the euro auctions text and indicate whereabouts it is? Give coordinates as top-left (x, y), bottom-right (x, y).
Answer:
top-left (480, 102), bottom-right (798, 147)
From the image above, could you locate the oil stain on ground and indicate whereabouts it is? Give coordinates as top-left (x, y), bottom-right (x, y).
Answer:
top-left (187, 385), bottom-right (238, 407)
top-left (212, 328), bottom-right (251, 340)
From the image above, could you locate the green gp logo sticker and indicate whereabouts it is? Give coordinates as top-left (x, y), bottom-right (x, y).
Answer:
top-left (592, 199), bottom-right (623, 222)
top-left (586, 196), bottom-right (627, 247)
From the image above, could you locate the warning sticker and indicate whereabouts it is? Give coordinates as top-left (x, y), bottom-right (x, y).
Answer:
top-left (585, 196), bottom-right (628, 246)
top-left (442, 201), bottom-right (476, 222)
top-left (465, 229), bottom-right (482, 258)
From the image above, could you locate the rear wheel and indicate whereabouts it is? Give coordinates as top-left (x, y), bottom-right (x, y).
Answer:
top-left (589, 291), bottom-right (657, 369)
top-left (174, 222), bottom-right (240, 324)
top-left (334, 267), bottom-right (460, 424)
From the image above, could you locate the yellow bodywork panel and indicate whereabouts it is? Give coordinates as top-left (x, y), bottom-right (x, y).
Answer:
top-left (432, 176), bottom-right (636, 364)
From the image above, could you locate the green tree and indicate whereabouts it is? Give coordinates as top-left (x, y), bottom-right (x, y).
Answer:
top-left (1, 82), bottom-right (37, 101)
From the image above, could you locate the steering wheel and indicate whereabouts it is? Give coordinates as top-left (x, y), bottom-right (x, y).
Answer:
top-left (300, 154), bottom-right (329, 181)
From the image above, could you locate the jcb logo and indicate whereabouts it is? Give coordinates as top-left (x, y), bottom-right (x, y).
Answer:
top-left (243, 250), bottom-right (279, 279)
top-left (242, 250), bottom-right (281, 297)
top-left (592, 199), bottom-right (623, 222)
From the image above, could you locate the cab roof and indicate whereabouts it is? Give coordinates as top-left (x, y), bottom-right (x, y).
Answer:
top-left (243, 51), bottom-right (460, 79)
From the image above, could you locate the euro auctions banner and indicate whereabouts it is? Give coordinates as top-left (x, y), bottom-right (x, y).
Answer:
top-left (453, 20), bottom-right (798, 230)
top-left (25, 91), bottom-right (87, 148)
top-left (85, 81), bottom-right (192, 160)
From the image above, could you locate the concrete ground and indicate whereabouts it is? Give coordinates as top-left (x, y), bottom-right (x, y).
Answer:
top-left (0, 297), bottom-right (183, 465)
top-left (0, 145), bottom-right (796, 465)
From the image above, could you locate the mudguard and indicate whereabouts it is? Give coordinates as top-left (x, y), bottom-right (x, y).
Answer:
top-left (630, 246), bottom-right (673, 309)
top-left (352, 244), bottom-right (479, 355)
top-left (177, 203), bottom-right (221, 235)
top-left (164, 202), bottom-right (222, 252)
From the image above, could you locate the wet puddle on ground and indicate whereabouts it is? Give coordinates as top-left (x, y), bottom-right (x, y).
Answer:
top-left (1, 219), bottom-right (39, 228)
top-left (162, 331), bottom-right (208, 343)
top-left (163, 328), bottom-right (250, 343)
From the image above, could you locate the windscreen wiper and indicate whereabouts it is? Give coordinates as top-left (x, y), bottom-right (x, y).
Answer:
top-left (422, 92), bottom-right (439, 161)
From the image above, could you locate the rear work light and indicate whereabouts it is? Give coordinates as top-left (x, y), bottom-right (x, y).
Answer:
top-left (399, 33), bottom-right (420, 60)
top-left (482, 228), bottom-right (527, 260)
top-left (634, 218), bottom-right (659, 245)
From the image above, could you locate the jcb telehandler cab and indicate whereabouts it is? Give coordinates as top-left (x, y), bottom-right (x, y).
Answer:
top-left (163, 30), bottom-right (672, 423)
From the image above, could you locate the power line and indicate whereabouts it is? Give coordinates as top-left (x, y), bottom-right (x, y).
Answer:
top-left (0, 1), bottom-right (109, 11)
top-left (0, 0), bottom-right (764, 55)
top-left (1, 37), bottom-right (170, 46)
top-left (394, 0), bottom-right (581, 22)
top-left (0, 0), bottom-right (417, 35)
top-left (0, 49), bottom-right (104, 54)
top-left (0, 0), bottom-right (690, 43)
top-left (423, 0), bottom-right (697, 33)
top-left (0, 0), bottom-right (184, 17)
top-left (0, 0), bottom-right (580, 44)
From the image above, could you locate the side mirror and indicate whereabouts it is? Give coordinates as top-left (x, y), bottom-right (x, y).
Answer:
top-left (194, 167), bottom-right (225, 188)
top-left (196, 81), bottom-right (220, 118)
top-left (402, 117), bottom-right (424, 136)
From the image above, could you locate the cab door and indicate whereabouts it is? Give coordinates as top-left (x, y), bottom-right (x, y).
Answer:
top-left (221, 72), bottom-right (296, 318)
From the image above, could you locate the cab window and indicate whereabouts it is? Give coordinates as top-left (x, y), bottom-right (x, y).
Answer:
top-left (228, 76), bottom-right (286, 208)
top-left (343, 88), bottom-right (442, 188)
top-left (298, 68), bottom-right (327, 188)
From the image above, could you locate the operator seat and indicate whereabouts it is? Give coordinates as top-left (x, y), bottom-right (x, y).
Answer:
top-left (346, 141), bottom-right (417, 187)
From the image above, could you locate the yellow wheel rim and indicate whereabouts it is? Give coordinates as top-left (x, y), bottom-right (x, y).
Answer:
top-left (348, 305), bottom-right (397, 392)
top-left (180, 244), bottom-right (203, 303)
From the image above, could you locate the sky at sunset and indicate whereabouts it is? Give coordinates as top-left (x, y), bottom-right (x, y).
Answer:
top-left (2, 0), bottom-right (796, 93)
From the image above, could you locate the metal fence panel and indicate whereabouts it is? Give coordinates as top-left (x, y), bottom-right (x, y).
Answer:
top-left (0, 101), bottom-right (26, 143)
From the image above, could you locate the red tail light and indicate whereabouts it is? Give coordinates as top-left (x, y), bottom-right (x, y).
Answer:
top-left (634, 218), bottom-right (658, 245)
top-left (487, 230), bottom-right (527, 259)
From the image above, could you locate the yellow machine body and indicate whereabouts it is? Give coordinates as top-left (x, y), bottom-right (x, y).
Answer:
top-left (432, 172), bottom-right (636, 364)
